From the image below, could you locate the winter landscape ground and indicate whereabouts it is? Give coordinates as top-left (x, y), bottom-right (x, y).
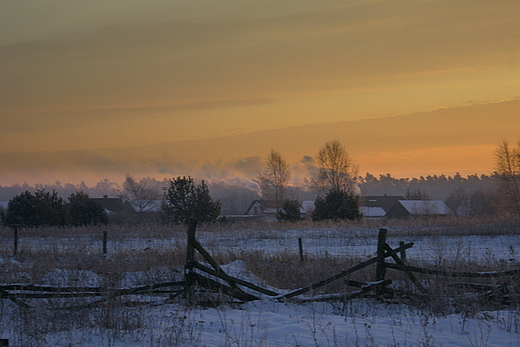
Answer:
top-left (2, 217), bottom-right (520, 346)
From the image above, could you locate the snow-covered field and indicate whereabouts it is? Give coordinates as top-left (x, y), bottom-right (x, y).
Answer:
top-left (4, 295), bottom-right (520, 346)
top-left (2, 223), bottom-right (520, 346)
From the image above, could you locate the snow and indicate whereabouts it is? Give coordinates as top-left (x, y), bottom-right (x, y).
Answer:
top-left (3, 227), bottom-right (520, 346)
top-left (2, 297), bottom-right (520, 346)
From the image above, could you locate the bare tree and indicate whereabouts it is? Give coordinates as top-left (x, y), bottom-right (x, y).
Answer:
top-left (308, 140), bottom-right (358, 196)
top-left (254, 150), bottom-right (291, 205)
top-left (495, 140), bottom-right (520, 215)
top-left (119, 175), bottom-right (162, 217)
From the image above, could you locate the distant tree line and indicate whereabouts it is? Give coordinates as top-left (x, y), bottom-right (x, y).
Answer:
top-left (3, 137), bottom-right (518, 226)
top-left (358, 172), bottom-right (498, 200)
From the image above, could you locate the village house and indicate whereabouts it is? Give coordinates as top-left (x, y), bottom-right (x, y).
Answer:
top-left (359, 195), bottom-right (406, 219)
top-left (386, 200), bottom-right (453, 219)
top-left (244, 199), bottom-right (307, 221)
top-left (89, 195), bottom-right (138, 223)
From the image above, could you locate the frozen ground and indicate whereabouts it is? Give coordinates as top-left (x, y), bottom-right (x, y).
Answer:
top-left (2, 226), bottom-right (520, 346)
top-left (3, 296), bottom-right (520, 346)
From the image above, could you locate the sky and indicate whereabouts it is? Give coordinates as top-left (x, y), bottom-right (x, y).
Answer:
top-left (1, 0), bottom-right (520, 186)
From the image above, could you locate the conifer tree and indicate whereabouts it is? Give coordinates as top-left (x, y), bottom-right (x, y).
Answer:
top-left (163, 176), bottom-right (221, 224)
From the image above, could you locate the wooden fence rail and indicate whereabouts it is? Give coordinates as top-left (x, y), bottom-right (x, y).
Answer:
top-left (2, 226), bottom-right (519, 308)
top-left (385, 263), bottom-right (520, 278)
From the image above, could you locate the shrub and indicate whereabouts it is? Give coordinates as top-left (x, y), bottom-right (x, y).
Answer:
top-left (312, 190), bottom-right (362, 222)
top-left (163, 176), bottom-right (221, 224)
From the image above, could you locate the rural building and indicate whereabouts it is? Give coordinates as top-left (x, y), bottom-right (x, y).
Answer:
top-left (358, 195), bottom-right (405, 219)
top-left (301, 201), bottom-right (315, 214)
top-left (359, 206), bottom-right (386, 219)
top-left (89, 196), bottom-right (137, 223)
top-left (359, 196), bottom-right (405, 213)
top-left (386, 200), bottom-right (453, 219)
top-left (244, 199), bottom-right (307, 221)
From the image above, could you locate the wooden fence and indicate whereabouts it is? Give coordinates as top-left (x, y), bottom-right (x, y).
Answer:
top-left (2, 223), bottom-right (520, 309)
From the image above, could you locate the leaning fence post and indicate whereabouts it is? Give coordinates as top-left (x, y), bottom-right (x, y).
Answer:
top-left (376, 228), bottom-right (387, 281)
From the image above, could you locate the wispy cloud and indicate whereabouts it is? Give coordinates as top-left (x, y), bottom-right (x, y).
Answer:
top-left (1, 99), bottom-right (519, 185)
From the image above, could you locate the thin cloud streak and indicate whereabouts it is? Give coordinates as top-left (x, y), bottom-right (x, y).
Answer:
top-left (1, 100), bottom-right (519, 185)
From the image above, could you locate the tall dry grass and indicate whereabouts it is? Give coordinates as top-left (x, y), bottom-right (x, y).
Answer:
top-left (2, 215), bottom-right (520, 346)
top-left (1, 214), bottom-right (520, 306)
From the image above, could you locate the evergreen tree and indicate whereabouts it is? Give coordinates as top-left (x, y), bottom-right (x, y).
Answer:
top-left (67, 191), bottom-right (109, 226)
top-left (276, 200), bottom-right (303, 222)
top-left (163, 176), bottom-right (221, 224)
top-left (312, 190), bottom-right (362, 222)
top-left (1, 190), bottom-right (66, 227)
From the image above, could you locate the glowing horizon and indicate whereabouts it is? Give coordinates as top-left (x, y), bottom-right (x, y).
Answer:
top-left (1, 1), bottom-right (520, 186)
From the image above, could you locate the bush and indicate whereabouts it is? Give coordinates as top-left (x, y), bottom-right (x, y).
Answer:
top-left (312, 190), bottom-right (362, 222)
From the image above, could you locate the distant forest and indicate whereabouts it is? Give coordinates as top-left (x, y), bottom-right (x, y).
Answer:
top-left (0, 173), bottom-right (498, 215)
top-left (358, 172), bottom-right (497, 200)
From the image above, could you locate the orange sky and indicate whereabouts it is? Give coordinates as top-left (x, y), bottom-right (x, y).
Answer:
top-left (1, 0), bottom-right (520, 186)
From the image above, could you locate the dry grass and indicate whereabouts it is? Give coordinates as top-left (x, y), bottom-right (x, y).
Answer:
top-left (3, 216), bottom-right (520, 346)
top-left (1, 215), bottom-right (520, 304)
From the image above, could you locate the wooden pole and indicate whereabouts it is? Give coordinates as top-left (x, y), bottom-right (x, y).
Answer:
top-left (13, 226), bottom-right (18, 258)
top-left (298, 238), bottom-right (304, 262)
top-left (186, 219), bottom-right (197, 267)
top-left (102, 230), bottom-right (107, 255)
top-left (184, 219), bottom-right (197, 300)
top-left (399, 241), bottom-right (406, 261)
top-left (376, 228), bottom-right (387, 281)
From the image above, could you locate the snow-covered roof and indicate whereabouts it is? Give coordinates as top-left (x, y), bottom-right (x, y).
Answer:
top-left (360, 206), bottom-right (386, 217)
top-left (397, 200), bottom-right (453, 215)
top-left (301, 201), bottom-right (315, 212)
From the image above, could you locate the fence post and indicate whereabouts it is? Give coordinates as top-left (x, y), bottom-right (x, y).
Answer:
top-left (376, 228), bottom-right (387, 281)
top-left (298, 237), bottom-right (304, 262)
top-left (399, 241), bottom-right (407, 261)
top-left (102, 230), bottom-right (108, 255)
top-left (184, 219), bottom-right (197, 300)
top-left (13, 226), bottom-right (18, 258)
